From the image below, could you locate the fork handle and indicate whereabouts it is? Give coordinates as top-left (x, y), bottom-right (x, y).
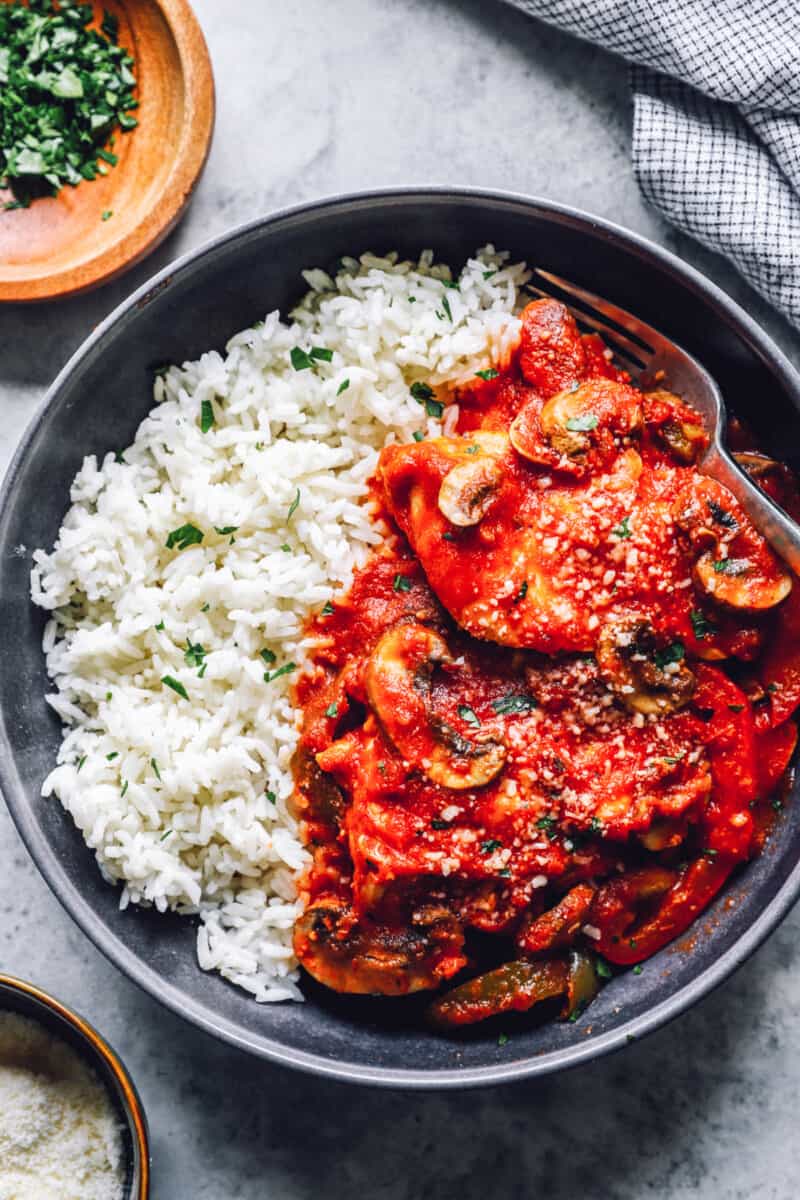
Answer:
top-left (702, 444), bottom-right (800, 577)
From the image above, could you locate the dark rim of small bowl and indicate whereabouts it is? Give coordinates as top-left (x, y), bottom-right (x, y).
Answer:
top-left (3, 187), bottom-right (800, 1089)
top-left (0, 973), bottom-right (150, 1195)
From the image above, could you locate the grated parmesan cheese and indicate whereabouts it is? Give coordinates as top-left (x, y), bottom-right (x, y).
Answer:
top-left (0, 1013), bottom-right (124, 1200)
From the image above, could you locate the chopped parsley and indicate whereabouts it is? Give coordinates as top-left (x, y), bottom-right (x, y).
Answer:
top-left (120, 779), bottom-right (128, 799)
top-left (632, 964), bottom-right (643, 975)
top-left (440, 295), bottom-right (453, 322)
top-left (442, 531), bottom-right (456, 541)
top-left (480, 838), bottom-right (503, 854)
top-left (309, 346), bottom-right (333, 362)
top-left (154, 620), bottom-right (165, 632)
top-left (150, 758), bottom-right (161, 781)
top-left (497, 1032), bottom-right (509, 1046)
top-left (337, 378), bottom-right (350, 396)
top-left (457, 704), bottom-right (481, 728)
top-left (287, 488), bottom-right (301, 520)
top-left (214, 525), bottom-right (238, 536)
top-left (442, 279), bottom-right (459, 290)
top-left (492, 693), bottom-right (537, 715)
top-left (466, 444), bottom-right (480, 455)
top-left (159, 829), bottom-right (172, 842)
top-left (280, 543), bottom-right (291, 553)
top-left (431, 818), bottom-right (449, 830)
top-left (535, 814), bottom-right (557, 836)
top-left (266, 790), bottom-right (276, 804)
top-left (166, 524), bottom-right (203, 551)
top-left (410, 381), bottom-right (434, 402)
top-left (106, 751), bottom-right (118, 761)
top-left (654, 641), bottom-right (685, 670)
top-left (162, 675), bottom-right (189, 700)
top-left (707, 499), bottom-right (737, 529)
top-left (565, 413), bottom-right (598, 432)
top-left (0, 0), bottom-right (138, 208)
top-left (260, 648), bottom-right (277, 665)
top-left (200, 399), bottom-right (215, 433)
top-left (476, 368), bottom-right (499, 381)
top-left (321, 600), bottom-right (335, 616)
top-left (663, 752), bottom-right (685, 766)
top-left (393, 573), bottom-right (412, 593)
top-left (612, 515), bottom-right (632, 540)
top-left (412, 430), bottom-right (425, 442)
top-left (483, 269), bottom-right (497, 280)
top-left (713, 558), bottom-right (750, 576)
top-left (325, 702), bottom-right (339, 718)
top-left (595, 956), bottom-right (613, 980)
top-left (514, 580), bottom-right (528, 603)
top-left (184, 640), bottom-right (205, 669)
top-left (290, 347), bottom-right (314, 371)
top-left (101, 209), bottom-right (112, 221)
top-left (264, 662), bottom-right (296, 683)
top-left (728, 703), bottom-right (745, 713)
top-left (76, 755), bottom-right (86, 772)
top-left (690, 609), bottom-right (716, 640)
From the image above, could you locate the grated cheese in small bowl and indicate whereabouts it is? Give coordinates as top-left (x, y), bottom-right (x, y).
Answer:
top-left (0, 1011), bottom-right (126, 1200)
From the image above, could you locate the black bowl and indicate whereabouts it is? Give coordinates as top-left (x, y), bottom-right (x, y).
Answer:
top-left (2, 188), bottom-right (800, 1088)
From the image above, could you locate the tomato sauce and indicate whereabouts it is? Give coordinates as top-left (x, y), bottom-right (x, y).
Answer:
top-left (292, 296), bottom-right (800, 1016)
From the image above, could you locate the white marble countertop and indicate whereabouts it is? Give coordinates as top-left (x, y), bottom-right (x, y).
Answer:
top-left (2, 2), bottom-right (800, 1197)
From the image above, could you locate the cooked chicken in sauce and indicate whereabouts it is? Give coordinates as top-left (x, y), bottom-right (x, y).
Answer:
top-left (292, 297), bottom-right (800, 1028)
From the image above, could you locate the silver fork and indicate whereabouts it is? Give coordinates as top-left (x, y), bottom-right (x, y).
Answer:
top-left (529, 269), bottom-right (800, 575)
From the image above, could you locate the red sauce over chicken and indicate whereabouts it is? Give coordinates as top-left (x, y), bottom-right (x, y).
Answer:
top-left (292, 298), bottom-right (800, 1029)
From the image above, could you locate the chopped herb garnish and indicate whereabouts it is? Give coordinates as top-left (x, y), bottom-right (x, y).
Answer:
top-left (325, 702), bottom-right (339, 718)
top-left (393, 573), bottom-right (412, 593)
top-left (514, 580), bottom-right (528, 603)
top-left (565, 414), bottom-right (598, 432)
top-left (321, 600), bottom-right (335, 616)
top-left (166, 523), bottom-right (204, 551)
top-left (707, 499), bottom-right (737, 529)
top-left (114, 451), bottom-right (126, 464)
top-left (214, 525), bottom-right (238, 536)
top-left (589, 816), bottom-right (603, 834)
top-left (476, 368), bottom-right (499, 381)
top-left (498, 868), bottom-right (511, 878)
top-left (281, 543), bottom-right (291, 553)
top-left (595, 957), bottom-right (613, 980)
top-left (159, 829), bottom-right (172, 842)
top-left (713, 558), bottom-right (750, 576)
top-left (442, 531), bottom-right (456, 541)
top-left (201, 603), bottom-right (210, 613)
top-left (150, 758), bottom-right (161, 781)
top-left (426, 397), bottom-right (444, 418)
top-left (336, 378), bottom-right (350, 396)
top-left (612, 515), bottom-right (632, 540)
top-left (106, 751), bottom-right (118, 761)
top-left (0, 0), bottom-right (138, 208)
top-left (309, 346), bottom-right (333, 362)
top-left (264, 662), bottom-right (296, 683)
top-left (200, 398), bottom-right (214, 433)
top-left (704, 848), bottom-right (719, 858)
top-left (480, 838), bottom-right (503, 854)
top-left (690, 609), bottom-right (717, 640)
top-left (184, 640), bottom-right (205, 669)
top-left (431, 818), bottom-right (449, 830)
top-left (535, 815), bottom-right (557, 834)
top-left (654, 641), bottom-right (685, 670)
top-left (632, 964), bottom-right (643, 975)
top-left (120, 779), bottom-right (128, 798)
top-left (287, 488), bottom-right (301, 520)
top-left (483, 269), bottom-right (497, 280)
top-left (457, 704), bottom-right (481, 728)
top-left (442, 279), bottom-right (459, 290)
top-left (492, 693), bottom-right (537, 715)
top-left (441, 295), bottom-right (453, 322)
top-left (154, 620), bottom-right (165, 632)
top-left (466, 443), bottom-right (479, 455)
top-left (773, 797), bottom-right (784, 812)
top-left (266, 790), bottom-right (277, 804)
top-left (728, 703), bottom-right (745, 713)
top-left (410, 381), bottom-right (434, 402)
top-left (290, 347), bottom-right (314, 371)
top-left (663, 752), bottom-right (685, 766)
top-left (767, 681), bottom-right (780, 694)
top-left (412, 430), bottom-right (425, 442)
top-left (497, 1032), bottom-right (509, 1046)
top-left (162, 675), bottom-right (189, 700)
top-left (77, 755), bottom-right (86, 772)
top-left (101, 209), bottom-right (113, 221)
top-left (198, 663), bottom-right (207, 678)
top-left (260, 648), bottom-right (277, 665)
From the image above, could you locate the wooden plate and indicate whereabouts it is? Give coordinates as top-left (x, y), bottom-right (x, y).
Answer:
top-left (0, 0), bottom-right (214, 302)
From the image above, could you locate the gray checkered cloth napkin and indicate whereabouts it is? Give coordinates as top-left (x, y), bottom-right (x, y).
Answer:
top-left (506, 0), bottom-right (800, 329)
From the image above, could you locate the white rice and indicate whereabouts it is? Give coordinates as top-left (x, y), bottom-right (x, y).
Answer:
top-left (30, 246), bottom-right (530, 1002)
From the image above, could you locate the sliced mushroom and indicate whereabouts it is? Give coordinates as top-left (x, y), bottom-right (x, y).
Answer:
top-left (511, 378), bottom-right (642, 472)
top-left (596, 615), bottom-right (696, 715)
top-left (295, 896), bottom-right (465, 995)
top-left (644, 389), bottom-right (708, 464)
top-left (674, 477), bottom-right (792, 612)
top-left (364, 623), bottom-right (506, 789)
top-left (438, 455), bottom-right (503, 526)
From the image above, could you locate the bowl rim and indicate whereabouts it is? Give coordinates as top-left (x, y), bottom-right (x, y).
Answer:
top-left (0, 972), bottom-right (150, 1195)
top-left (0, 0), bottom-right (216, 303)
top-left (3, 185), bottom-right (800, 1088)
